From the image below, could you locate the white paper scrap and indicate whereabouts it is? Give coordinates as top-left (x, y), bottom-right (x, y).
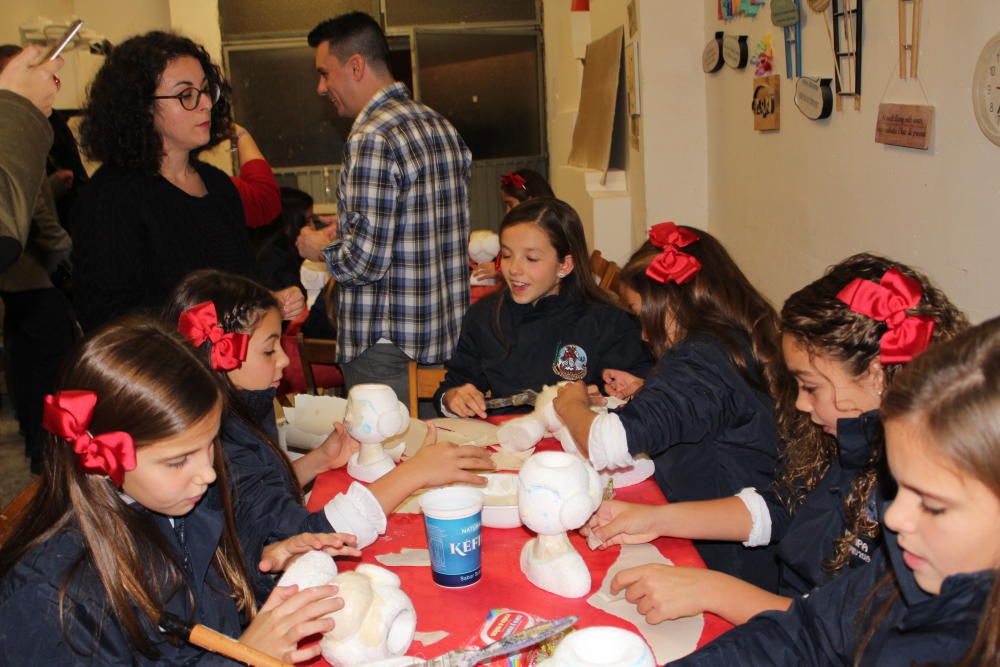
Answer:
top-left (375, 548), bottom-right (432, 567)
top-left (413, 630), bottom-right (449, 646)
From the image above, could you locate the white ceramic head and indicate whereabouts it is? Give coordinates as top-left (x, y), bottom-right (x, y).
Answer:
top-left (468, 230), bottom-right (500, 264)
top-left (344, 384), bottom-right (410, 444)
top-left (537, 626), bottom-right (654, 667)
top-left (321, 564), bottom-right (417, 666)
top-left (518, 451), bottom-right (602, 534)
top-left (276, 550), bottom-right (339, 589)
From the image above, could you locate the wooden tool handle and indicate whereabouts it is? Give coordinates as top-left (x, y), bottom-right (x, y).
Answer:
top-left (188, 624), bottom-right (293, 667)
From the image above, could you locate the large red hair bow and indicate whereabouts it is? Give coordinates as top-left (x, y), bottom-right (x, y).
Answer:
top-left (645, 222), bottom-right (702, 285)
top-left (500, 171), bottom-right (527, 191)
top-left (836, 268), bottom-right (936, 363)
top-left (178, 301), bottom-right (249, 371)
top-left (43, 390), bottom-right (136, 486)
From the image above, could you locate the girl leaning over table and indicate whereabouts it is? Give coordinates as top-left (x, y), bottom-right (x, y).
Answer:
top-left (166, 269), bottom-right (495, 603)
top-left (672, 315), bottom-right (1000, 666)
top-left (577, 253), bottom-right (967, 627)
top-left (554, 223), bottom-right (800, 594)
top-left (435, 197), bottom-right (653, 418)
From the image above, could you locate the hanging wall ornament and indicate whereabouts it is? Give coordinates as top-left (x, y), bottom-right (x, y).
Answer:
top-left (750, 33), bottom-right (774, 76)
top-left (771, 0), bottom-right (803, 78)
top-left (752, 75), bottom-right (781, 131)
top-left (795, 77), bottom-right (834, 119)
top-left (724, 34), bottom-right (749, 69)
top-left (703, 31), bottom-right (725, 73)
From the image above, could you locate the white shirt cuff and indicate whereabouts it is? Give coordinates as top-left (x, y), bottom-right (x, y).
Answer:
top-left (323, 482), bottom-right (387, 549)
top-left (587, 413), bottom-right (635, 471)
top-left (736, 487), bottom-right (772, 547)
top-left (439, 394), bottom-right (460, 418)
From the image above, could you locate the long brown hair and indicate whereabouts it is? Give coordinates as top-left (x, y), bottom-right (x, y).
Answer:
top-left (780, 253), bottom-right (968, 573)
top-left (0, 315), bottom-right (254, 658)
top-left (855, 316), bottom-right (1000, 666)
top-left (163, 269), bottom-right (303, 503)
top-left (619, 226), bottom-right (799, 461)
top-left (492, 198), bottom-right (616, 345)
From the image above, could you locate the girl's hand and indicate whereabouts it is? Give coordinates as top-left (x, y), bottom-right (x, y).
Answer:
top-left (443, 384), bottom-right (487, 419)
top-left (240, 584), bottom-right (343, 663)
top-left (317, 422), bottom-right (360, 473)
top-left (602, 368), bottom-right (644, 400)
top-left (273, 286), bottom-right (306, 320)
top-left (581, 499), bottom-right (662, 548)
top-left (403, 424), bottom-right (495, 488)
top-left (611, 565), bottom-right (717, 624)
top-left (259, 532), bottom-right (361, 573)
top-left (585, 384), bottom-right (608, 407)
top-left (553, 381), bottom-right (590, 418)
top-left (472, 262), bottom-right (499, 281)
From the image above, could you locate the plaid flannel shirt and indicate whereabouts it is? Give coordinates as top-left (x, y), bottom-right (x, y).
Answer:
top-left (323, 83), bottom-right (472, 364)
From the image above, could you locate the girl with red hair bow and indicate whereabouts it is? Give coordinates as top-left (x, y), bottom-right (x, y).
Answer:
top-left (569, 252), bottom-right (967, 632)
top-left (0, 315), bottom-right (343, 665)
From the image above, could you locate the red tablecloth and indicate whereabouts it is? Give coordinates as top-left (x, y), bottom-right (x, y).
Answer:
top-left (303, 433), bottom-right (731, 663)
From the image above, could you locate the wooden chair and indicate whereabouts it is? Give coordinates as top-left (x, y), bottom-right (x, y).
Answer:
top-left (590, 249), bottom-right (611, 285)
top-left (296, 333), bottom-right (343, 396)
top-left (0, 480), bottom-right (39, 547)
top-left (407, 361), bottom-right (447, 418)
top-left (599, 261), bottom-right (621, 295)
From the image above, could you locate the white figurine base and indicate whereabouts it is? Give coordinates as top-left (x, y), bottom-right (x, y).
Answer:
top-left (347, 448), bottom-right (396, 483)
top-left (537, 626), bottom-right (655, 667)
top-left (520, 533), bottom-right (592, 598)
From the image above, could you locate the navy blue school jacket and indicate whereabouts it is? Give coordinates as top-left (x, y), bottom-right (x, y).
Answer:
top-left (763, 411), bottom-right (884, 597)
top-left (224, 388), bottom-right (333, 602)
top-left (615, 333), bottom-right (782, 592)
top-left (0, 487), bottom-right (244, 665)
top-left (434, 291), bottom-right (653, 414)
top-left (669, 529), bottom-right (993, 666)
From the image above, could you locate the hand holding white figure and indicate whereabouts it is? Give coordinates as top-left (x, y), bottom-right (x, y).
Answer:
top-left (239, 583), bottom-right (343, 664)
top-left (259, 532), bottom-right (361, 573)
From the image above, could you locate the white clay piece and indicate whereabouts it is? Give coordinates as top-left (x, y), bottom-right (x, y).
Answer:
top-left (344, 384), bottom-right (410, 483)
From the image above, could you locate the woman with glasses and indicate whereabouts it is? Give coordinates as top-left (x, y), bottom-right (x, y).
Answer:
top-left (71, 31), bottom-right (301, 331)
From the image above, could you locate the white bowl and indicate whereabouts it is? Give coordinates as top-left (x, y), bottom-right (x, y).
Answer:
top-left (481, 473), bottom-right (520, 528)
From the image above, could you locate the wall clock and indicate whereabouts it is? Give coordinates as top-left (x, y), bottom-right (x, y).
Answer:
top-left (973, 33), bottom-right (1000, 147)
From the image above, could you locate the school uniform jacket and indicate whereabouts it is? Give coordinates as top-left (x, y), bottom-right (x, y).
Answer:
top-left (669, 529), bottom-right (992, 666)
top-left (763, 411), bottom-right (884, 596)
top-left (434, 290), bottom-right (653, 413)
top-left (0, 487), bottom-right (244, 665)
top-left (615, 333), bottom-right (782, 592)
top-left (223, 388), bottom-right (332, 601)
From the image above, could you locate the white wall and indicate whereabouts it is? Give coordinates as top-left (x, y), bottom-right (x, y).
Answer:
top-left (703, 2), bottom-right (1000, 323)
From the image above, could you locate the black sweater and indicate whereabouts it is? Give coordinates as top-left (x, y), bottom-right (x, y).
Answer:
top-left (434, 290), bottom-right (653, 413)
top-left (70, 161), bottom-right (255, 331)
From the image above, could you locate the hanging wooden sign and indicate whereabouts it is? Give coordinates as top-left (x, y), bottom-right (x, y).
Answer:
top-left (752, 75), bottom-right (781, 131)
top-left (875, 103), bottom-right (933, 149)
top-left (794, 77), bottom-right (833, 119)
top-left (703, 31), bottom-right (725, 73)
top-left (724, 35), bottom-right (749, 69)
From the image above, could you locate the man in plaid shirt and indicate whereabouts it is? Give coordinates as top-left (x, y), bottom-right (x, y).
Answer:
top-left (298, 12), bottom-right (472, 406)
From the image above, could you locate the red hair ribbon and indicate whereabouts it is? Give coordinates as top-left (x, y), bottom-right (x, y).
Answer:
top-left (178, 301), bottom-right (250, 371)
top-left (500, 171), bottom-right (527, 191)
top-left (645, 222), bottom-right (702, 285)
top-left (43, 391), bottom-right (136, 486)
top-left (836, 268), bottom-right (936, 363)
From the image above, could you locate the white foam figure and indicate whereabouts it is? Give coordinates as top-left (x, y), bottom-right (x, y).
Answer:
top-left (344, 384), bottom-right (410, 482)
top-left (278, 553), bottom-right (417, 667)
top-left (468, 230), bottom-right (500, 286)
top-left (497, 384), bottom-right (571, 452)
top-left (537, 626), bottom-right (655, 667)
top-left (518, 451), bottom-right (602, 598)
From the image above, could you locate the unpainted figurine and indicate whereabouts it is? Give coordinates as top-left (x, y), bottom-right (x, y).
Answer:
top-left (278, 552), bottom-right (417, 666)
top-left (344, 383), bottom-right (410, 482)
top-left (468, 230), bottom-right (500, 286)
top-left (518, 451), bottom-right (602, 598)
top-left (537, 626), bottom-right (655, 667)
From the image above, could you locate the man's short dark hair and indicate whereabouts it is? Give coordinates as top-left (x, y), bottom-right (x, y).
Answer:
top-left (307, 11), bottom-right (391, 73)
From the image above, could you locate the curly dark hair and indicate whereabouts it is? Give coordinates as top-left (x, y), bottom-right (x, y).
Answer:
top-left (779, 252), bottom-right (968, 573)
top-left (80, 31), bottom-right (233, 172)
top-left (618, 227), bottom-right (801, 488)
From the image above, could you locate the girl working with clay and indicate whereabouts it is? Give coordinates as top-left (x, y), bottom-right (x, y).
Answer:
top-left (553, 223), bottom-right (797, 592)
top-left (166, 270), bottom-right (495, 600)
top-left (580, 254), bottom-right (967, 626)
top-left (0, 316), bottom-right (343, 665)
top-left (436, 197), bottom-right (652, 418)
top-left (671, 315), bottom-right (1000, 666)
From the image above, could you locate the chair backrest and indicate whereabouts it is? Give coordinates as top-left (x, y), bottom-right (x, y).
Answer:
top-left (599, 261), bottom-right (621, 295)
top-left (0, 480), bottom-right (39, 547)
top-left (296, 333), bottom-right (340, 395)
top-left (590, 249), bottom-right (611, 285)
top-left (407, 361), bottom-right (448, 417)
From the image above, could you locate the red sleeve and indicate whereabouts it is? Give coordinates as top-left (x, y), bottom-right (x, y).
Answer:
top-left (230, 158), bottom-right (281, 228)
